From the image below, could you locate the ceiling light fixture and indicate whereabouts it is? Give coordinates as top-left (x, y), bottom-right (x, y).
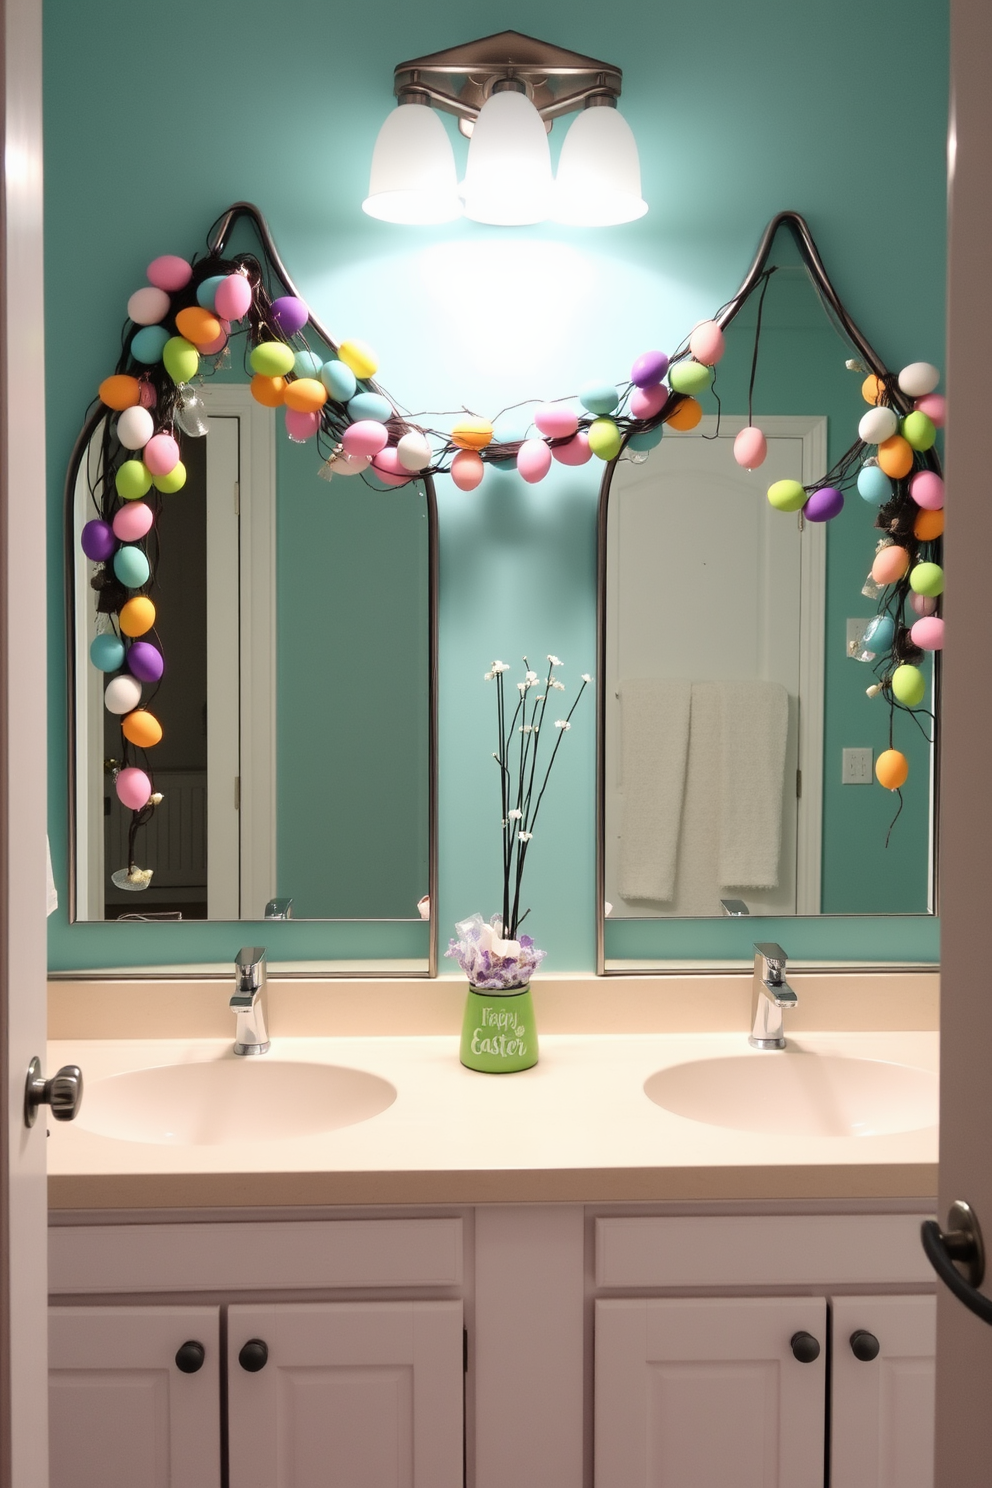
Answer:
top-left (362, 30), bottom-right (647, 229)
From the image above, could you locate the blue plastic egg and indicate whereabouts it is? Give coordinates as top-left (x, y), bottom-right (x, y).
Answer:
top-left (293, 349), bottom-right (324, 378)
top-left (491, 425), bottom-right (527, 470)
top-left (579, 381), bottom-right (620, 416)
top-left (320, 359), bottom-right (358, 403)
top-left (113, 546), bottom-right (150, 589)
top-left (90, 633), bottom-right (125, 672)
top-left (196, 275), bottom-right (226, 310)
top-left (131, 325), bottom-right (170, 364)
top-left (857, 464), bottom-right (893, 505)
top-left (627, 426), bottom-right (664, 452)
top-left (862, 614), bottom-right (895, 652)
top-left (347, 391), bottom-right (392, 423)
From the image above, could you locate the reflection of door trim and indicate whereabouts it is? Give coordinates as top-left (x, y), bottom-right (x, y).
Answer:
top-left (200, 386), bottom-right (276, 919)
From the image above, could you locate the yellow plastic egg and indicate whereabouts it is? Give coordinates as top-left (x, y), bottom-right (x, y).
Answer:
top-left (122, 709), bottom-right (163, 748)
top-left (99, 374), bottom-right (141, 410)
top-left (664, 396), bottom-right (702, 431)
top-left (588, 418), bottom-right (622, 461)
top-left (875, 749), bottom-right (909, 791)
top-left (251, 374), bottom-right (287, 408)
top-left (338, 339), bottom-right (378, 379)
top-left (861, 374), bottom-right (886, 406)
top-left (119, 595), bottom-right (156, 637)
top-left (767, 479), bottom-right (807, 512)
top-left (452, 417), bottom-right (494, 451)
top-left (877, 434), bottom-right (914, 479)
top-left (283, 378), bottom-right (328, 414)
top-left (892, 663), bottom-right (926, 707)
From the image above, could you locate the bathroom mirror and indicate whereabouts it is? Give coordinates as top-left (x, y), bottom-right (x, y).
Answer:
top-left (598, 222), bottom-right (937, 963)
top-left (67, 382), bottom-right (436, 948)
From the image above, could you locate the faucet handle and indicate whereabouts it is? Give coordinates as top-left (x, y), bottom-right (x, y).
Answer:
top-left (754, 941), bottom-right (788, 973)
top-left (235, 946), bottom-right (267, 993)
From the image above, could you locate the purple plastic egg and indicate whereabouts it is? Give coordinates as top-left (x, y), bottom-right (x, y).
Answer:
top-left (112, 503), bottom-right (154, 542)
top-left (215, 273), bottom-right (253, 321)
top-left (551, 431), bottom-right (592, 466)
top-left (517, 438), bottom-right (552, 484)
top-left (804, 485), bottom-right (845, 522)
top-left (81, 519), bottom-right (116, 562)
top-left (534, 404), bottom-right (579, 440)
top-left (910, 615), bottom-right (944, 651)
top-left (910, 470), bottom-right (944, 510)
top-left (630, 383), bottom-right (668, 420)
top-left (271, 296), bottom-right (308, 336)
top-left (630, 350), bottom-right (669, 388)
top-left (116, 766), bottom-right (152, 811)
top-left (911, 592), bottom-right (938, 617)
top-left (126, 641), bottom-right (164, 683)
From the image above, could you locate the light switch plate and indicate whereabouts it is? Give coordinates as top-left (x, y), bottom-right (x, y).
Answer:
top-left (842, 747), bottom-right (874, 784)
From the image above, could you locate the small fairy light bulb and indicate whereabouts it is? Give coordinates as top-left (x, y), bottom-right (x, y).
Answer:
top-left (150, 792), bottom-right (163, 805)
top-left (866, 683), bottom-right (883, 698)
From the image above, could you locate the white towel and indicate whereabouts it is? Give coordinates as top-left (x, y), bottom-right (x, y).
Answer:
top-left (618, 680), bottom-right (692, 902)
top-left (718, 679), bottom-right (789, 890)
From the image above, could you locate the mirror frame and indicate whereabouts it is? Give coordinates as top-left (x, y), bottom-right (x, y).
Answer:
top-left (595, 212), bottom-right (941, 973)
top-left (63, 203), bottom-right (439, 975)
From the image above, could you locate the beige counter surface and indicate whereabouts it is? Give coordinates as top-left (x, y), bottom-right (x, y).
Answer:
top-left (47, 1028), bottom-right (939, 1210)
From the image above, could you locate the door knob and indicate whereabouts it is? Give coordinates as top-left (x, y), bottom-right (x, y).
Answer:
top-left (238, 1339), bottom-right (268, 1372)
top-left (175, 1341), bottom-right (206, 1373)
top-left (922, 1200), bottom-right (992, 1326)
top-left (790, 1331), bottom-right (821, 1363)
top-left (24, 1057), bottom-right (83, 1128)
top-left (850, 1330), bottom-right (880, 1361)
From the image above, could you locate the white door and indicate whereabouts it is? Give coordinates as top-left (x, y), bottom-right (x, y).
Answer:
top-left (830, 1295), bottom-right (935, 1488)
top-left (228, 1300), bottom-right (464, 1488)
top-left (595, 1296), bottom-right (827, 1487)
top-left (49, 1306), bottom-right (221, 1488)
top-left (1, 1), bottom-right (50, 1485)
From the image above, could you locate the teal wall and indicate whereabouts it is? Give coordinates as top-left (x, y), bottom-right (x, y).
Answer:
top-left (44, 0), bottom-right (946, 971)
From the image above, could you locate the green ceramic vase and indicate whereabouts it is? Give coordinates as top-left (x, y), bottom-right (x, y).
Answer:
top-left (459, 984), bottom-right (539, 1073)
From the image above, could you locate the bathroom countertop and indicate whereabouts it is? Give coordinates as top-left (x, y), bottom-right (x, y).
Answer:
top-left (46, 1030), bottom-right (939, 1210)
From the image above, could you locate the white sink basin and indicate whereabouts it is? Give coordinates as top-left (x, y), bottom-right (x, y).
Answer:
top-left (78, 1058), bottom-right (397, 1146)
top-left (644, 1051), bottom-right (938, 1138)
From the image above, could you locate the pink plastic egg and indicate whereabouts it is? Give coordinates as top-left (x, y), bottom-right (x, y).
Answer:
top-left (534, 404), bottom-right (579, 440)
top-left (143, 433), bottom-right (180, 476)
top-left (630, 350), bottom-right (669, 387)
top-left (285, 408), bottom-right (320, 442)
top-left (552, 431), bottom-right (592, 466)
top-left (910, 470), bottom-right (944, 510)
top-left (197, 321), bottom-right (230, 356)
top-left (630, 383), bottom-right (668, 420)
top-left (734, 426), bottom-right (768, 469)
top-left (341, 420), bottom-right (389, 458)
top-left (215, 273), bottom-right (253, 321)
top-left (871, 545), bottom-right (911, 585)
top-left (138, 381), bottom-right (157, 409)
top-left (911, 593), bottom-right (938, 617)
top-left (370, 447), bottom-right (410, 487)
top-left (147, 255), bottom-right (192, 292)
top-left (911, 615), bottom-right (944, 650)
top-left (451, 450), bottom-right (484, 491)
top-left (689, 319), bottom-right (726, 366)
top-left (517, 438), bottom-right (552, 484)
top-left (127, 286), bottom-right (170, 325)
top-left (112, 502), bottom-right (154, 542)
top-left (914, 393), bottom-right (946, 429)
top-left (116, 766), bottom-right (153, 811)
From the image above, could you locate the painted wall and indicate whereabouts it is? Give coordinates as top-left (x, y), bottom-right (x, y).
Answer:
top-left (44, 0), bottom-right (946, 970)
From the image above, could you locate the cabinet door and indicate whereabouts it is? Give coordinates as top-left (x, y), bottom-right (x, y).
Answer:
top-left (228, 1300), bottom-right (463, 1488)
top-left (595, 1296), bottom-right (827, 1488)
top-left (830, 1295), bottom-right (936, 1488)
top-left (49, 1305), bottom-right (220, 1488)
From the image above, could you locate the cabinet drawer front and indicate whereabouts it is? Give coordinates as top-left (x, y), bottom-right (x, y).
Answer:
top-left (596, 1214), bottom-right (935, 1288)
top-left (50, 1218), bottom-right (463, 1294)
top-left (831, 1294), bottom-right (936, 1488)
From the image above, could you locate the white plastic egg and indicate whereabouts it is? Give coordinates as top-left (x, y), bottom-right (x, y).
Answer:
top-left (897, 362), bottom-right (940, 398)
top-left (858, 406), bottom-right (899, 445)
top-left (396, 431), bottom-right (433, 472)
top-left (105, 675), bottom-right (143, 715)
top-left (116, 405), bottom-right (154, 450)
top-left (127, 286), bottom-right (171, 325)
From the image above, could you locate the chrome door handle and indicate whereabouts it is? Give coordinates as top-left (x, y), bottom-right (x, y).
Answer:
top-left (24, 1056), bottom-right (83, 1128)
top-left (921, 1200), bottom-right (992, 1327)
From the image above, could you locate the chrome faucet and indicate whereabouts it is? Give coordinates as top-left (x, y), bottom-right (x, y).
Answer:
top-left (749, 942), bottom-right (798, 1050)
top-left (232, 947), bottom-right (270, 1055)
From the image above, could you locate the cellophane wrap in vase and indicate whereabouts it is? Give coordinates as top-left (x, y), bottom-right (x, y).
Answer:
top-left (446, 914), bottom-right (545, 1073)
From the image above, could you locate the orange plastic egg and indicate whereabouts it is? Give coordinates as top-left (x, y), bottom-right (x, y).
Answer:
top-left (664, 396), bottom-right (702, 431)
top-left (118, 595), bottom-right (156, 637)
top-left (861, 374), bottom-right (886, 406)
top-left (871, 544), bottom-right (911, 586)
top-left (877, 434), bottom-right (914, 478)
top-left (283, 377), bottom-right (328, 414)
top-left (451, 416), bottom-right (493, 451)
top-left (914, 507), bottom-right (944, 542)
top-left (121, 709), bottom-right (163, 749)
top-left (251, 374), bottom-right (287, 408)
top-left (875, 748), bottom-right (909, 791)
top-left (99, 374), bottom-right (141, 410)
top-left (175, 306), bottom-right (222, 346)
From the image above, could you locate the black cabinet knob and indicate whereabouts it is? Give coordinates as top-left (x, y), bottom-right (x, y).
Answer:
top-left (175, 1341), bottom-right (205, 1374)
top-left (238, 1338), bottom-right (268, 1372)
top-left (790, 1331), bottom-right (821, 1363)
top-left (850, 1329), bottom-right (881, 1362)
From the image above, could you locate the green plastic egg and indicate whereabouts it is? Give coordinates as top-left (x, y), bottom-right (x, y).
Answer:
top-left (162, 336), bottom-right (199, 385)
top-left (588, 417), bottom-right (622, 461)
top-left (250, 341), bottom-right (295, 377)
top-left (767, 478), bottom-right (807, 512)
top-left (910, 561), bottom-right (944, 597)
top-left (900, 410), bottom-right (936, 452)
top-left (892, 663), bottom-right (926, 707)
top-left (669, 359), bottom-right (713, 396)
top-left (152, 461), bottom-right (187, 494)
top-left (115, 460), bottom-right (153, 501)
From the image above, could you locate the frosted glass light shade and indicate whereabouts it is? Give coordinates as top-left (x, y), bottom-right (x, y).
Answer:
top-left (363, 103), bottom-right (463, 224)
top-left (461, 90), bottom-right (554, 226)
top-left (552, 106), bottom-right (648, 226)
